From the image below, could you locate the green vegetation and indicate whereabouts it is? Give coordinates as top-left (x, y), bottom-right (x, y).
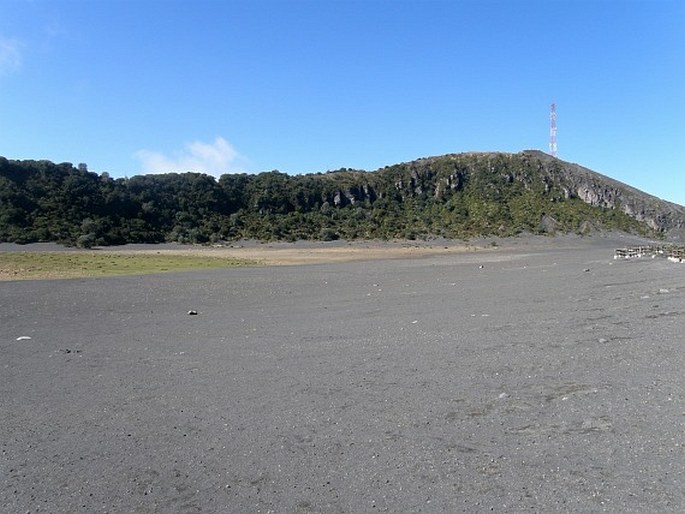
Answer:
top-left (0, 152), bottom-right (661, 246)
top-left (0, 252), bottom-right (255, 280)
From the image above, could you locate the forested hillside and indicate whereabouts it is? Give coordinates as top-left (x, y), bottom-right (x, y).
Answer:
top-left (1, 151), bottom-right (682, 246)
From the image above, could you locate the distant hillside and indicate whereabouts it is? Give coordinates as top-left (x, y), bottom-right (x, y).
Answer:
top-left (1, 151), bottom-right (683, 246)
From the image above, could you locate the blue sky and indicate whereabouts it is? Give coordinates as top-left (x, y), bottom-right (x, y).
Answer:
top-left (1, 0), bottom-right (683, 205)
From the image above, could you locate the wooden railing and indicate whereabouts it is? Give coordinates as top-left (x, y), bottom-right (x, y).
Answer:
top-left (614, 245), bottom-right (685, 262)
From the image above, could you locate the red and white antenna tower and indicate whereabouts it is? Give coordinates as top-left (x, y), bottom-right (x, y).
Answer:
top-left (549, 102), bottom-right (558, 158)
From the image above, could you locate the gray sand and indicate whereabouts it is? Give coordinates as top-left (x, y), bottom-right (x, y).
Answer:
top-left (2, 238), bottom-right (684, 512)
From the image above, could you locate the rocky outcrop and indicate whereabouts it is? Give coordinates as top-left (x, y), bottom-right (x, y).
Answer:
top-left (520, 150), bottom-right (685, 238)
top-left (369, 150), bottom-right (685, 239)
top-left (328, 182), bottom-right (377, 208)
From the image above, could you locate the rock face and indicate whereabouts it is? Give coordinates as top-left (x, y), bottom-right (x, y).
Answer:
top-left (315, 151), bottom-right (685, 239)
top-left (518, 150), bottom-right (685, 238)
top-left (336, 150), bottom-right (685, 239)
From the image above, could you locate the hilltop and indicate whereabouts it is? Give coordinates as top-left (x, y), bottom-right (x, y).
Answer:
top-left (1, 151), bottom-right (683, 246)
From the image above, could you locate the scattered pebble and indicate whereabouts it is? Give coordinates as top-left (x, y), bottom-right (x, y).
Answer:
top-left (498, 393), bottom-right (509, 399)
top-left (598, 338), bottom-right (608, 343)
top-left (583, 268), bottom-right (591, 273)
top-left (188, 310), bottom-right (198, 315)
top-left (658, 288), bottom-right (669, 294)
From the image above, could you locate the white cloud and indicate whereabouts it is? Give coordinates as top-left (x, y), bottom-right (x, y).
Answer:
top-left (135, 137), bottom-right (248, 177)
top-left (0, 37), bottom-right (22, 76)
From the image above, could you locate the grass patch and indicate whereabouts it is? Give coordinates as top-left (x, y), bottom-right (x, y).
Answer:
top-left (0, 251), bottom-right (257, 280)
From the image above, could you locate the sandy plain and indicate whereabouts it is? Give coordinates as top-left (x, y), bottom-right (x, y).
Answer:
top-left (1, 235), bottom-right (684, 512)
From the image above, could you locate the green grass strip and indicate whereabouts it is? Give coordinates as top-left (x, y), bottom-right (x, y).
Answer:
top-left (0, 251), bottom-right (257, 280)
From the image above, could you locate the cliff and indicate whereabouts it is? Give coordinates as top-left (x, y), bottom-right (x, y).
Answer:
top-left (1, 151), bottom-right (684, 245)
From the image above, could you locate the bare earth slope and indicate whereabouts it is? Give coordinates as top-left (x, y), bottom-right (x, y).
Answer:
top-left (2, 237), bottom-right (684, 512)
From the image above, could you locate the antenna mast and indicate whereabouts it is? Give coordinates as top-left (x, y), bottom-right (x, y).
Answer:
top-left (549, 102), bottom-right (558, 158)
